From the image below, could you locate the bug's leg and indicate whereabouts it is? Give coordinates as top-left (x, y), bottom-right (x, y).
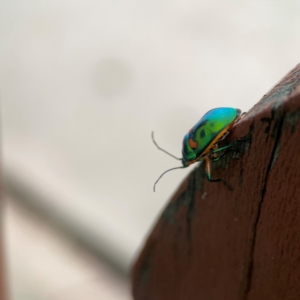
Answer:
top-left (211, 152), bottom-right (219, 160)
top-left (211, 155), bottom-right (222, 162)
top-left (204, 157), bottom-right (220, 182)
top-left (212, 135), bottom-right (250, 156)
top-left (204, 157), bottom-right (233, 190)
top-left (211, 143), bottom-right (236, 154)
top-left (211, 137), bottom-right (249, 162)
top-left (211, 143), bottom-right (236, 162)
top-left (233, 112), bottom-right (246, 127)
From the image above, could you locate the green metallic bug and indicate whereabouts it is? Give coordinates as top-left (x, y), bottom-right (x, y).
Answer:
top-left (153, 107), bottom-right (243, 191)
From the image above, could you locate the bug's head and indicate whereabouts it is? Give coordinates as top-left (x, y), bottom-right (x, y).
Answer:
top-left (182, 133), bottom-right (197, 167)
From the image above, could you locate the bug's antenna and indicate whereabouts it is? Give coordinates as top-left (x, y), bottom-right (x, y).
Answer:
top-left (151, 131), bottom-right (181, 160)
top-left (153, 166), bottom-right (186, 192)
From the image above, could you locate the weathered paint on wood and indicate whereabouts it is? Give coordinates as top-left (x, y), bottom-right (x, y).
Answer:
top-left (132, 64), bottom-right (300, 300)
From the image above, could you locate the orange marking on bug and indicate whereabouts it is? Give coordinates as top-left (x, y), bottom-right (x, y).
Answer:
top-left (188, 138), bottom-right (198, 149)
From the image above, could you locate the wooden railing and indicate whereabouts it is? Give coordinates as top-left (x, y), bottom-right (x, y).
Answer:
top-left (132, 63), bottom-right (300, 300)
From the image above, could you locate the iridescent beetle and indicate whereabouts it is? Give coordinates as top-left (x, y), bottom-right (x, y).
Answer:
top-left (152, 107), bottom-right (243, 191)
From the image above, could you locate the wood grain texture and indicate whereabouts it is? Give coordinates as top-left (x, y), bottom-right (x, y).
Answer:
top-left (132, 63), bottom-right (300, 300)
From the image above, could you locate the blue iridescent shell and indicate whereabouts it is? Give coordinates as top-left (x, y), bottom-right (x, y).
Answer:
top-left (182, 107), bottom-right (241, 165)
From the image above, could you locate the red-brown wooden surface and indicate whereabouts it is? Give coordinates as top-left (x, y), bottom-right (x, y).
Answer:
top-left (132, 64), bottom-right (300, 300)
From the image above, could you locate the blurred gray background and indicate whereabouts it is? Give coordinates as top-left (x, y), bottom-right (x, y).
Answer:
top-left (0, 0), bottom-right (300, 299)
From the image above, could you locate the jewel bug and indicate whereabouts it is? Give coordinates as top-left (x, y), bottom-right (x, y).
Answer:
top-left (152, 107), bottom-right (243, 191)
